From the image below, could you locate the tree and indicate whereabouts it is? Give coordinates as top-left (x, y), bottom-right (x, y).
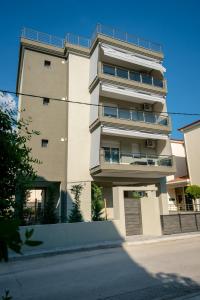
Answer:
top-left (0, 96), bottom-right (42, 261)
top-left (91, 183), bottom-right (104, 221)
top-left (42, 186), bottom-right (58, 224)
top-left (68, 184), bottom-right (83, 222)
top-left (185, 185), bottom-right (200, 200)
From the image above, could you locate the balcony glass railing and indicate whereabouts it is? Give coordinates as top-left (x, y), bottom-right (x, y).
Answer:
top-left (102, 64), bottom-right (164, 88)
top-left (101, 148), bottom-right (173, 167)
top-left (102, 106), bottom-right (169, 126)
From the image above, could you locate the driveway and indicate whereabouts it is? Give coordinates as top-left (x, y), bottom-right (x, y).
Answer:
top-left (1, 237), bottom-right (200, 299)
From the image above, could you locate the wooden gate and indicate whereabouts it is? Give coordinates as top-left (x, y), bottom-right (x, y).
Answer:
top-left (124, 198), bottom-right (142, 236)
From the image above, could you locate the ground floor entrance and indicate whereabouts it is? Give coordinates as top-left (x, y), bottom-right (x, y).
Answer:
top-left (124, 197), bottom-right (142, 236)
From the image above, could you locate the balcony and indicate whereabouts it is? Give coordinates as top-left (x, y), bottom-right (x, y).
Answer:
top-left (91, 105), bottom-right (171, 134)
top-left (103, 64), bottom-right (164, 88)
top-left (102, 148), bottom-right (173, 166)
top-left (91, 148), bottom-right (175, 178)
top-left (103, 105), bottom-right (169, 126)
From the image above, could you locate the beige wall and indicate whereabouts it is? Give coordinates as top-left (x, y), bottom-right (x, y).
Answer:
top-left (113, 186), bottom-right (162, 236)
top-left (18, 49), bottom-right (68, 182)
top-left (167, 141), bottom-right (187, 182)
top-left (67, 53), bottom-right (92, 220)
top-left (184, 126), bottom-right (200, 185)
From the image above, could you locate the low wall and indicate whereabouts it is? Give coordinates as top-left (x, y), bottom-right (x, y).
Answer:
top-left (161, 213), bottom-right (200, 235)
top-left (19, 220), bottom-right (124, 253)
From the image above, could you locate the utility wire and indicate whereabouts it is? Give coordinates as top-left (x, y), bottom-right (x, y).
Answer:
top-left (1, 89), bottom-right (200, 117)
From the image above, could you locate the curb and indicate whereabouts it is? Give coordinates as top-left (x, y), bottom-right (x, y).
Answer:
top-left (9, 240), bottom-right (123, 261)
top-left (125, 232), bottom-right (200, 247)
top-left (9, 232), bottom-right (200, 261)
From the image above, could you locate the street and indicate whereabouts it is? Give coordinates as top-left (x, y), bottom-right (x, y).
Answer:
top-left (1, 237), bottom-right (200, 299)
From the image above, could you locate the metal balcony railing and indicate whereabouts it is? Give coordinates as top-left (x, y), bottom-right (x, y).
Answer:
top-left (102, 64), bottom-right (165, 88)
top-left (102, 106), bottom-right (169, 126)
top-left (91, 24), bottom-right (162, 53)
top-left (21, 28), bottom-right (65, 48)
top-left (169, 203), bottom-right (200, 213)
top-left (101, 148), bottom-right (173, 167)
top-left (65, 33), bottom-right (91, 48)
top-left (21, 24), bottom-right (163, 53)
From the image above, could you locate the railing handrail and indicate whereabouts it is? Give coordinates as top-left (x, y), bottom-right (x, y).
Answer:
top-left (102, 64), bottom-right (165, 88)
top-left (102, 105), bottom-right (168, 120)
top-left (92, 23), bottom-right (162, 53)
top-left (100, 148), bottom-right (172, 159)
top-left (21, 24), bottom-right (163, 53)
top-left (21, 27), bottom-right (65, 48)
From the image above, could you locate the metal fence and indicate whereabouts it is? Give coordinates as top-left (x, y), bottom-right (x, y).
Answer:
top-left (91, 23), bottom-right (162, 53)
top-left (21, 28), bottom-right (65, 48)
top-left (169, 203), bottom-right (200, 213)
top-left (21, 24), bottom-right (163, 53)
top-left (65, 33), bottom-right (91, 48)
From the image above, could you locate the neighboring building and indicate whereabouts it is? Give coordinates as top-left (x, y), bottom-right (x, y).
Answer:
top-left (167, 121), bottom-right (200, 212)
top-left (167, 139), bottom-right (190, 211)
top-left (17, 25), bottom-right (175, 235)
top-left (179, 120), bottom-right (200, 186)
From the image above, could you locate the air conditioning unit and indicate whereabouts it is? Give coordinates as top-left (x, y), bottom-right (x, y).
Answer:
top-left (143, 103), bottom-right (153, 112)
top-left (146, 139), bottom-right (156, 148)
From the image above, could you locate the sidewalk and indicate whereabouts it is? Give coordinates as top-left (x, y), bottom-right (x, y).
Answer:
top-left (10, 231), bottom-right (200, 261)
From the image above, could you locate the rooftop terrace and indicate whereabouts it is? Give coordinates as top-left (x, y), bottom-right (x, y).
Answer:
top-left (21, 24), bottom-right (163, 53)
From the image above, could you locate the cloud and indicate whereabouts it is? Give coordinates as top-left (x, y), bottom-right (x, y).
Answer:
top-left (0, 92), bottom-right (16, 111)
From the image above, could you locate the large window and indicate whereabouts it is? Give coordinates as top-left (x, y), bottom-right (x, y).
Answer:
top-left (118, 108), bottom-right (131, 120)
top-left (116, 68), bottom-right (128, 79)
top-left (141, 74), bottom-right (152, 85)
top-left (103, 65), bottom-right (115, 76)
top-left (103, 106), bottom-right (117, 118)
top-left (129, 71), bottom-right (141, 82)
top-left (103, 147), bottom-right (120, 163)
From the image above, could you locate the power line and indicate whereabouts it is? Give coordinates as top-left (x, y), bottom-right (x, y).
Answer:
top-left (1, 89), bottom-right (200, 117)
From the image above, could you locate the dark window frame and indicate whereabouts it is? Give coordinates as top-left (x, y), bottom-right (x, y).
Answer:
top-left (41, 139), bottom-right (49, 148)
top-left (44, 60), bottom-right (51, 67)
top-left (43, 97), bottom-right (50, 105)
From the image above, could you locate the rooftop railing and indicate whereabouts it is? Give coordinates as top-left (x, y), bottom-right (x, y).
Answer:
top-left (21, 28), bottom-right (65, 48)
top-left (92, 24), bottom-right (162, 53)
top-left (102, 106), bottom-right (169, 126)
top-left (21, 24), bottom-right (163, 53)
top-left (65, 33), bottom-right (91, 48)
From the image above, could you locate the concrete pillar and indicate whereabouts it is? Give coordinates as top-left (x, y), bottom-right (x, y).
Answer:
top-left (140, 191), bottom-right (162, 236)
top-left (112, 187), bottom-right (126, 237)
top-left (158, 177), bottom-right (169, 215)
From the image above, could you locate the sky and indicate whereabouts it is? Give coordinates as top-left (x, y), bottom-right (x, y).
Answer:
top-left (0, 0), bottom-right (200, 139)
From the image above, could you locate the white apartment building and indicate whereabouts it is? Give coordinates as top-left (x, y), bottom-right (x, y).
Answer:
top-left (17, 25), bottom-right (175, 236)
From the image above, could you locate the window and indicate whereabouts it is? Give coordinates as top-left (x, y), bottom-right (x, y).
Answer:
top-left (43, 98), bottom-right (50, 105)
top-left (153, 78), bottom-right (164, 88)
top-left (130, 71), bottom-right (141, 82)
top-left (103, 106), bottom-right (117, 118)
top-left (103, 147), bottom-right (119, 163)
top-left (103, 65), bottom-right (115, 76)
top-left (118, 108), bottom-right (131, 120)
top-left (44, 60), bottom-right (51, 67)
top-left (41, 139), bottom-right (48, 147)
top-left (116, 68), bottom-right (128, 79)
top-left (141, 74), bottom-right (152, 85)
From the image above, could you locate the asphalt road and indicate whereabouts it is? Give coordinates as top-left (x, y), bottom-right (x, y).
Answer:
top-left (1, 237), bottom-right (200, 300)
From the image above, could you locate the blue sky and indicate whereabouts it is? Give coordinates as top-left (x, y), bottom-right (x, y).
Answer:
top-left (0, 0), bottom-right (200, 139)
